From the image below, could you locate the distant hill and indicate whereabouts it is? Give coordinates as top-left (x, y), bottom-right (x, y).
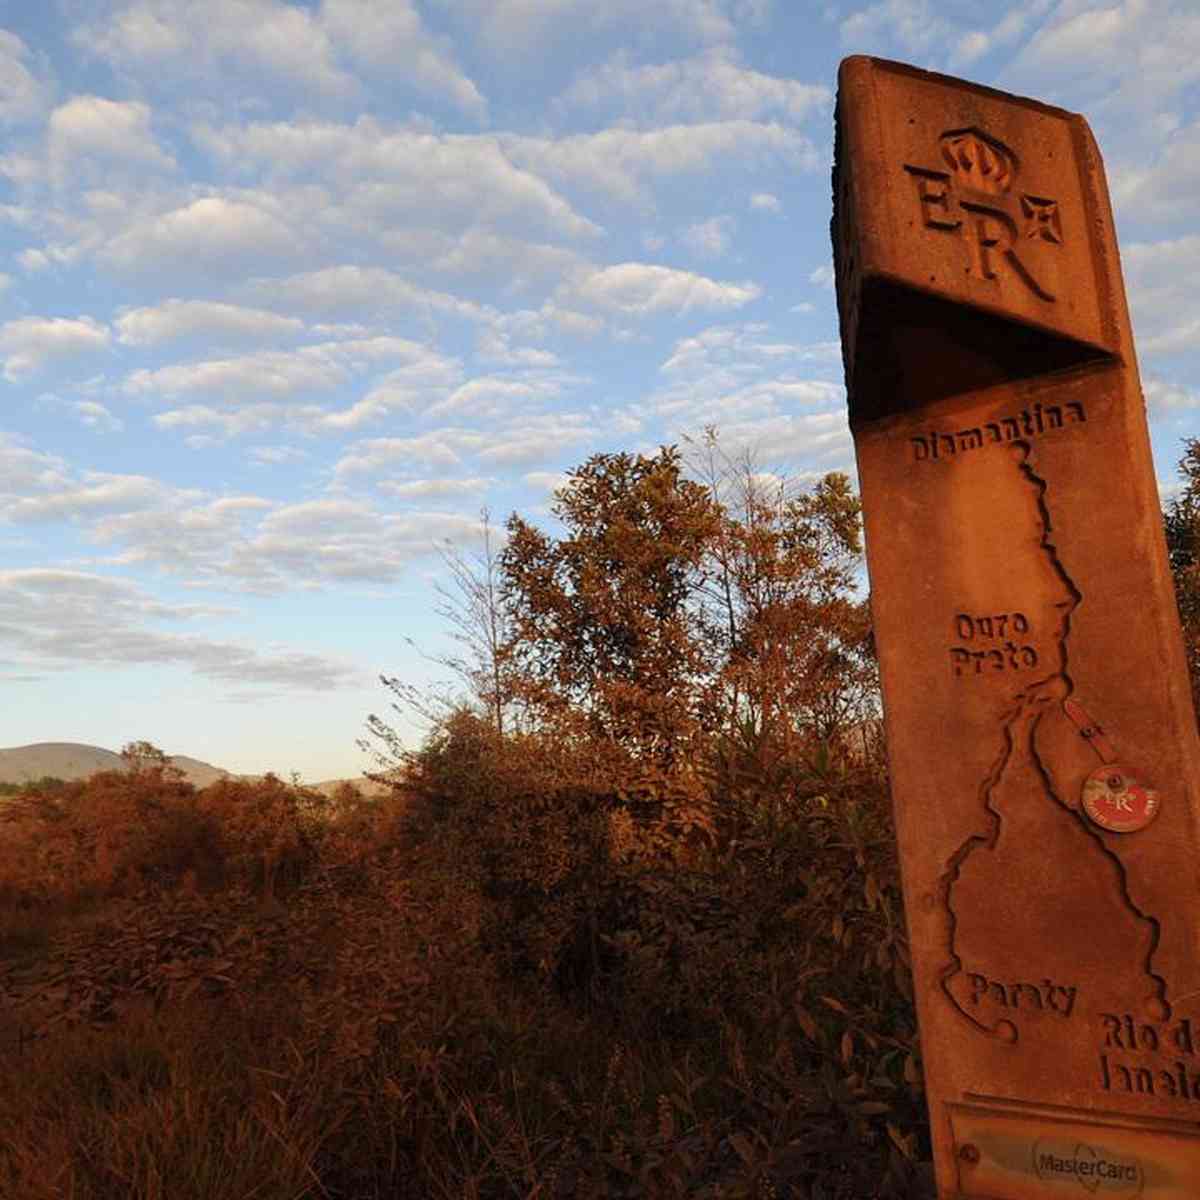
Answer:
top-left (308, 775), bottom-right (397, 799)
top-left (0, 742), bottom-right (233, 788)
top-left (0, 742), bottom-right (397, 798)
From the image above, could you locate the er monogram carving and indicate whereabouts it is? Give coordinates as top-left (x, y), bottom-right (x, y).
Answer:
top-left (904, 128), bottom-right (1060, 302)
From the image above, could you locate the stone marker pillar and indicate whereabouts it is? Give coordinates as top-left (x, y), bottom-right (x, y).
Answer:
top-left (833, 56), bottom-right (1200, 1198)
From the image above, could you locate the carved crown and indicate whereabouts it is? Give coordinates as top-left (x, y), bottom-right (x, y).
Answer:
top-left (939, 128), bottom-right (1016, 195)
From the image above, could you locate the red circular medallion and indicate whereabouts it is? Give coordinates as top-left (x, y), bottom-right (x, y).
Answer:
top-left (1081, 765), bottom-right (1160, 833)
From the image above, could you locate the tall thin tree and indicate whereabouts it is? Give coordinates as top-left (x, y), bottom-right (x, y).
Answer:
top-left (432, 506), bottom-right (514, 736)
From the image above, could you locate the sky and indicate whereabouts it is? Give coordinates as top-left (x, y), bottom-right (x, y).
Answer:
top-left (1, 0), bottom-right (1197, 780)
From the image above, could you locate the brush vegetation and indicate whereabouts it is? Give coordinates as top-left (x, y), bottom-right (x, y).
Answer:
top-left (1, 434), bottom-right (1196, 1200)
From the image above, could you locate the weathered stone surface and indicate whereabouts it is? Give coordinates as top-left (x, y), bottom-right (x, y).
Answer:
top-left (833, 56), bottom-right (1200, 1198)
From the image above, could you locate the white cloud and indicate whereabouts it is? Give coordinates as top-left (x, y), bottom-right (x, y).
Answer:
top-left (1145, 377), bottom-right (1200, 414)
top-left (1160, 474), bottom-right (1186, 505)
top-left (641, 320), bottom-right (849, 469)
top-left (132, 352), bottom-right (342, 402)
top-left (128, 338), bottom-right (451, 423)
top-left (660, 322), bottom-right (822, 374)
top-left (16, 249), bottom-right (50, 273)
top-left (155, 404), bottom-right (283, 438)
top-left (234, 496), bottom-right (484, 585)
top-left (195, 117), bottom-right (601, 240)
top-left (504, 121), bottom-right (818, 204)
top-left (522, 469), bottom-right (571, 495)
top-left (1020, 1), bottom-right (1149, 71)
top-left (808, 264), bottom-right (835, 291)
top-left (249, 444), bottom-right (309, 466)
top-left (431, 0), bottom-right (747, 56)
top-left (100, 195), bottom-right (301, 274)
top-left (0, 433), bottom-right (69, 494)
top-left (654, 375), bottom-right (844, 424)
top-left (840, 0), bottom-right (959, 55)
top-left (388, 228), bottom-right (592, 287)
top-left (212, 496), bottom-right (274, 516)
top-left (0, 569), bottom-right (206, 612)
top-left (331, 412), bottom-right (594, 482)
top-left (243, 266), bottom-right (492, 323)
top-left (1009, 1), bottom-right (1200, 130)
top-left (946, 4), bottom-right (1046, 64)
top-left (1125, 235), bottom-right (1200, 354)
top-left (512, 303), bottom-right (605, 339)
top-left (0, 32), bottom-right (50, 125)
top-left (75, 0), bottom-right (357, 103)
top-left (73, 401), bottom-right (124, 432)
top-left (1113, 119), bottom-right (1200, 229)
top-left (681, 215), bottom-right (736, 258)
top-left (559, 49), bottom-right (830, 126)
top-left (47, 96), bottom-right (175, 186)
top-left (78, 0), bottom-right (489, 119)
top-left (475, 412), bottom-right (594, 466)
top-left (0, 445), bottom-right (327, 598)
top-left (476, 328), bottom-right (561, 368)
top-left (316, 349), bottom-right (467, 430)
top-left (333, 433), bottom-right (474, 480)
top-left (116, 299), bottom-right (305, 346)
top-left (378, 477), bottom-right (491, 500)
top-left (840, 1), bottom-right (1049, 65)
top-left (5, 473), bottom-right (183, 524)
top-left (321, 0), bottom-right (487, 119)
top-left (427, 377), bottom-right (541, 419)
top-left (0, 568), bottom-right (361, 691)
top-left (258, 497), bottom-right (375, 538)
top-left (750, 192), bottom-right (781, 212)
top-left (691, 409), bottom-right (851, 466)
top-left (834, 0), bottom-right (1055, 72)
top-left (570, 262), bottom-right (761, 315)
top-left (0, 315), bottom-right (111, 381)
top-left (0, 457), bottom-right (425, 593)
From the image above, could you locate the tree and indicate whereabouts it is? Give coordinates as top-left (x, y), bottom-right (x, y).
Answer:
top-left (120, 740), bottom-right (171, 775)
top-left (501, 447), bottom-right (721, 765)
top-left (360, 510), bottom-right (518, 792)
top-left (685, 428), bottom-right (876, 745)
top-left (431, 507), bottom-right (515, 736)
top-left (1165, 437), bottom-right (1200, 718)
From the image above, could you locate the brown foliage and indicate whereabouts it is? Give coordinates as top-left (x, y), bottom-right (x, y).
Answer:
top-left (502, 446), bottom-right (723, 764)
top-left (0, 767), bottom-right (198, 905)
top-left (0, 734), bottom-right (931, 1198)
top-left (689, 431), bottom-right (877, 745)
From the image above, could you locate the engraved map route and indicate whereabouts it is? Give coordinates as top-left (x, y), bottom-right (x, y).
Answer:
top-left (936, 439), bottom-right (1169, 1060)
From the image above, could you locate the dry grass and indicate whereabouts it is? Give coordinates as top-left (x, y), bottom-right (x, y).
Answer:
top-left (0, 756), bottom-right (933, 1199)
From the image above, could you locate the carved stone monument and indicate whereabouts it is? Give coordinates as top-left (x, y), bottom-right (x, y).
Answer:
top-left (833, 57), bottom-right (1200, 1198)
